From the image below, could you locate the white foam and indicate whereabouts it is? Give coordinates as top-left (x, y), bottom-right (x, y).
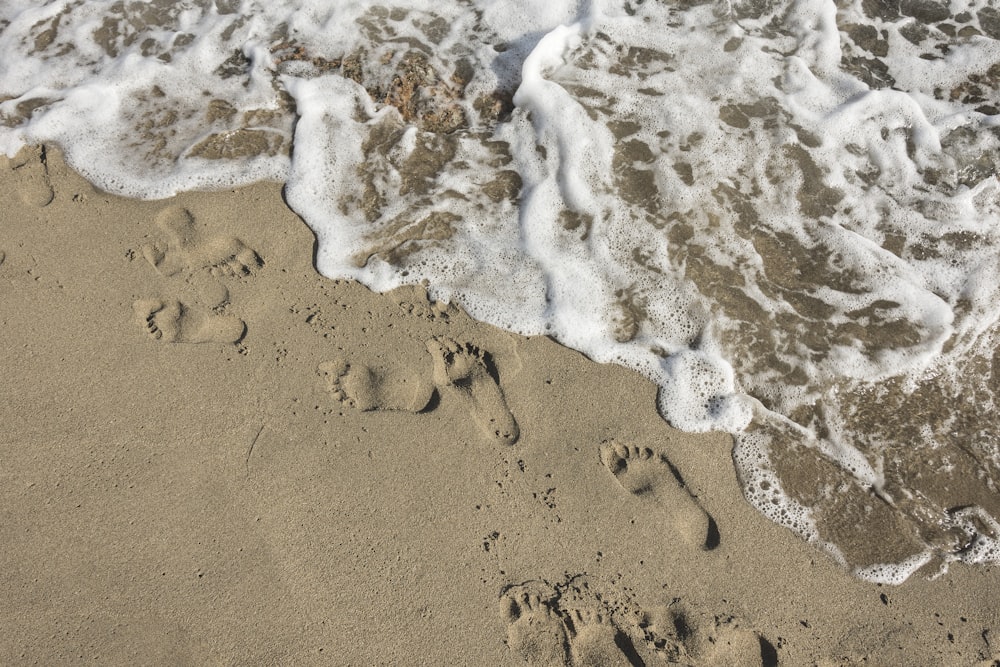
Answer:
top-left (854, 552), bottom-right (934, 585)
top-left (732, 429), bottom-right (820, 543)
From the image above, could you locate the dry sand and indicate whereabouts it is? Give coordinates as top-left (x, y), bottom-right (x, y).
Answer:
top-left (2, 145), bottom-right (1000, 665)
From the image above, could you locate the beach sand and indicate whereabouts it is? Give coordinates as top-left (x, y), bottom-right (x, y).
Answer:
top-left (2, 145), bottom-right (999, 665)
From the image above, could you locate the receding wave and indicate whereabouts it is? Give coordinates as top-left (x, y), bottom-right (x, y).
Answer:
top-left (5, 0), bottom-right (1000, 581)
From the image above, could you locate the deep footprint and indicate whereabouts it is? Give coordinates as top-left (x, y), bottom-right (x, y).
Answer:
top-left (133, 299), bottom-right (245, 344)
top-left (425, 336), bottom-right (519, 445)
top-left (500, 582), bottom-right (570, 666)
top-left (318, 358), bottom-right (436, 412)
top-left (11, 145), bottom-right (54, 208)
top-left (142, 206), bottom-right (263, 278)
top-left (599, 439), bottom-right (717, 550)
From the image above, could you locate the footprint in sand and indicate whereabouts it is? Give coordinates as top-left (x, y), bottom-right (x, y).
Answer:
top-left (11, 145), bottom-right (54, 208)
top-left (142, 206), bottom-right (262, 279)
top-left (562, 607), bottom-right (637, 667)
top-left (643, 604), bottom-right (775, 666)
top-left (500, 583), bottom-right (571, 666)
top-left (695, 619), bottom-right (773, 667)
top-left (318, 358), bottom-right (436, 412)
top-left (426, 336), bottom-right (519, 445)
top-left (599, 440), bottom-right (718, 550)
top-left (500, 583), bottom-right (639, 667)
top-left (323, 337), bottom-right (518, 442)
top-left (133, 299), bottom-right (245, 344)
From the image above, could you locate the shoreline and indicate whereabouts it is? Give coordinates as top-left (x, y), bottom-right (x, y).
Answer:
top-left (2, 145), bottom-right (999, 665)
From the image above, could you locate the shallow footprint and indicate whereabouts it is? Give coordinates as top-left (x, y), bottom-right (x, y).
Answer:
top-left (425, 336), bottom-right (519, 445)
top-left (318, 358), bottom-right (436, 412)
top-left (142, 206), bottom-right (263, 278)
top-left (133, 299), bottom-right (245, 344)
top-left (643, 603), bottom-right (773, 666)
top-left (11, 145), bottom-right (54, 208)
top-left (563, 607), bottom-right (635, 667)
top-left (599, 440), bottom-right (716, 550)
top-left (500, 582), bottom-right (570, 666)
top-left (687, 614), bottom-right (774, 667)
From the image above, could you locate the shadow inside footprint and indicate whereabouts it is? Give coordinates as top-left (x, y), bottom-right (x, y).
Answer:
top-left (599, 440), bottom-right (718, 550)
top-left (133, 299), bottom-right (245, 344)
top-left (425, 336), bottom-right (519, 445)
top-left (318, 358), bottom-right (436, 413)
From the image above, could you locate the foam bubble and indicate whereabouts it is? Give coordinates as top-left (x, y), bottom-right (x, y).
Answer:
top-left (732, 430), bottom-right (820, 543)
top-left (854, 552), bottom-right (934, 586)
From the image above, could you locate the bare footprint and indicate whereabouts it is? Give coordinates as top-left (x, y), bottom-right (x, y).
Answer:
top-left (425, 337), bottom-right (519, 445)
top-left (640, 603), bottom-right (776, 666)
top-left (11, 145), bottom-right (54, 207)
top-left (500, 583), bottom-right (570, 666)
top-left (686, 614), bottom-right (774, 667)
top-left (318, 358), bottom-right (435, 412)
top-left (563, 607), bottom-right (635, 667)
top-left (599, 440), bottom-right (717, 550)
top-left (142, 206), bottom-right (263, 278)
top-left (133, 299), bottom-right (245, 344)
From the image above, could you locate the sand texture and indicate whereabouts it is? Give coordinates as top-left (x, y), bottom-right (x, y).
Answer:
top-left (2, 146), bottom-right (1000, 665)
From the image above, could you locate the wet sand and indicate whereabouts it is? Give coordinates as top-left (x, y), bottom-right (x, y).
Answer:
top-left (2, 146), bottom-right (999, 665)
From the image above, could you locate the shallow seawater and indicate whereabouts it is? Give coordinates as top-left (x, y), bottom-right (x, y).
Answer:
top-left (5, 0), bottom-right (1000, 582)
